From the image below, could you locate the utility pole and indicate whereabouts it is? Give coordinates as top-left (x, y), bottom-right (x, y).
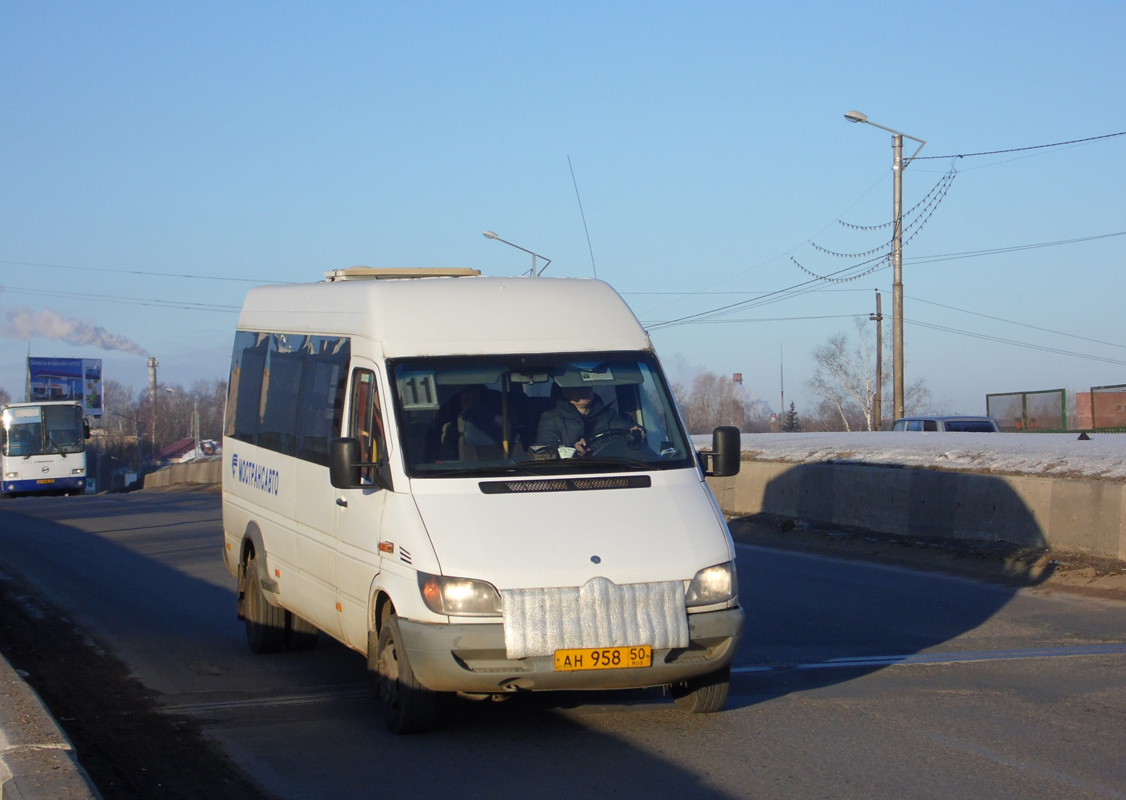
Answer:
top-left (891, 134), bottom-right (905, 421)
top-left (779, 344), bottom-right (785, 427)
top-left (869, 291), bottom-right (883, 430)
top-left (148, 357), bottom-right (158, 462)
top-left (193, 398), bottom-right (200, 457)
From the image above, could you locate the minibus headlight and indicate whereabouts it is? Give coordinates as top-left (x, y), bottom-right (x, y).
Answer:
top-left (685, 561), bottom-right (737, 607)
top-left (418, 573), bottom-right (503, 617)
top-left (72, 468), bottom-right (84, 475)
top-left (4, 472), bottom-right (17, 479)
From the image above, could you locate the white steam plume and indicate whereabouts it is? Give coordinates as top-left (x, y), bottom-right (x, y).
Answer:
top-left (0, 304), bottom-right (149, 356)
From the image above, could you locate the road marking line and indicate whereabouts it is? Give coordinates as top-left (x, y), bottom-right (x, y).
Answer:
top-left (733, 643), bottom-right (1126, 674)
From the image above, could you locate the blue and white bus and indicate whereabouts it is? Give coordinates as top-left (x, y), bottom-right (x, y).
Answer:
top-left (1, 401), bottom-right (90, 497)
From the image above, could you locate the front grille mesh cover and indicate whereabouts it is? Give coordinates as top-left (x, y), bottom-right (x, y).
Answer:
top-left (500, 577), bottom-right (689, 659)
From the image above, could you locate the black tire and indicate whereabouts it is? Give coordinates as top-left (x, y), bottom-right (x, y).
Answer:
top-left (370, 615), bottom-right (438, 734)
top-left (671, 664), bottom-right (731, 714)
top-left (285, 611), bottom-right (320, 651)
top-left (244, 557), bottom-right (286, 654)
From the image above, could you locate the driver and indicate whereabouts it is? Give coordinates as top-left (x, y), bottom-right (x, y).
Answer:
top-left (535, 385), bottom-right (640, 456)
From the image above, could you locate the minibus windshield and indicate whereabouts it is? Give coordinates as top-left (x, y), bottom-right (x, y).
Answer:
top-left (390, 352), bottom-right (695, 477)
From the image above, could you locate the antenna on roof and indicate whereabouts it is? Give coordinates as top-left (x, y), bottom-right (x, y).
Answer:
top-left (568, 156), bottom-right (598, 279)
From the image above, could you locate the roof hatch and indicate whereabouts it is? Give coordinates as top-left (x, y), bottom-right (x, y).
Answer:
top-left (324, 266), bottom-right (482, 282)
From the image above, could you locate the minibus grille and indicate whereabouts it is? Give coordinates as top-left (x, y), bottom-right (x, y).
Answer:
top-left (479, 475), bottom-right (651, 494)
top-left (501, 577), bottom-right (689, 659)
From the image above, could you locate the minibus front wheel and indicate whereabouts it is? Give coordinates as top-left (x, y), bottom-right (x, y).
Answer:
top-left (370, 615), bottom-right (439, 734)
top-left (670, 664), bottom-right (731, 714)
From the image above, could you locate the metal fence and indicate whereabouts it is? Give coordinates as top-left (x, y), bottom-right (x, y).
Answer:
top-left (1090, 384), bottom-right (1126, 429)
top-left (986, 389), bottom-right (1067, 432)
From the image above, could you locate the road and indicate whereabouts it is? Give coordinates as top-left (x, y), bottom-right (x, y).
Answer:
top-left (1, 491), bottom-right (1124, 799)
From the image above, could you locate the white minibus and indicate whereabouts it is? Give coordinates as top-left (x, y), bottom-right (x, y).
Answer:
top-left (222, 268), bottom-right (744, 732)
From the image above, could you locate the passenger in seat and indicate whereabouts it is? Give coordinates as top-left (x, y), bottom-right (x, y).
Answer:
top-left (440, 386), bottom-right (505, 461)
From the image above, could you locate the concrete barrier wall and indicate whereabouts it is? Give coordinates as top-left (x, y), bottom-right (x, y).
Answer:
top-left (142, 459), bottom-right (222, 489)
top-left (707, 460), bottom-right (1126, 561)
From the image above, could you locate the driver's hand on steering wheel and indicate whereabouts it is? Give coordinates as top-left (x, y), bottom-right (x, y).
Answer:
top-left (574, 438), bottom-right (591, 456)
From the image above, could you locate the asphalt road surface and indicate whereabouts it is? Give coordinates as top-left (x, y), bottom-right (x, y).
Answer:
top-left (1, 491), bottom-right (1124, 800)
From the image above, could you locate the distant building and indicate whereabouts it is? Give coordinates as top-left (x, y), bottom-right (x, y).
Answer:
top-left (153, 438), bottom-right (221, 465)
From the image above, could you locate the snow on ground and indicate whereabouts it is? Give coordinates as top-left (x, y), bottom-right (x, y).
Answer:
top-left (691, 431), bottom-right (1126, 482)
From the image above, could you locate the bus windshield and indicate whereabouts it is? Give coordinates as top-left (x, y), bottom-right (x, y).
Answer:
top-left (390, 351), bottom-right (694, 477)
top-left (2, 405), bottom-right (86, 457)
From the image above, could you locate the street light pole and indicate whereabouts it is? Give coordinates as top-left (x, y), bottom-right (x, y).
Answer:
top-left (870, 290), bottom-right (883, 430)
top-left (482, 231), bottom-right (552, 277)
top-left (844, 111), bottom-right (925, 421)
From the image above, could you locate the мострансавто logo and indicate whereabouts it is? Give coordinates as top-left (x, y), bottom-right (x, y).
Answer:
top-left (231, 453), bottom-right (280, 495)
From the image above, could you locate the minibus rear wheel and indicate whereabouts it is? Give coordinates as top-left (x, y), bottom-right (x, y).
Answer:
top-left (244, 557), bottom-right (286, 654)
top-left (371, 615), bottom-right (438, 734)
top-left (285, 612), bottom-right (320, 651)
top-left (671, 664), bottom-right (731, 714)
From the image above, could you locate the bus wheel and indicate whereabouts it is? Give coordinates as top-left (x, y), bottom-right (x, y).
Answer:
top-left (244, 557), bottom-right (285, 654)
top-left (285, 612), bottom-right (320, 651)
top-left (370, 616), bottom-right (438, 734)
top-left (671, 664), bottom-right (731, 714)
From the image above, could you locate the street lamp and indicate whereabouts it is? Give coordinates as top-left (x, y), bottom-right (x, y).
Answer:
top-left (482, 230), bottom-right (552, 277)
top-left (844, 110), bottom-right (926, 421)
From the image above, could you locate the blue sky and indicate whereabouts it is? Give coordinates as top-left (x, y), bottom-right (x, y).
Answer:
top-left (1, 1), bottom-right (1123, 416)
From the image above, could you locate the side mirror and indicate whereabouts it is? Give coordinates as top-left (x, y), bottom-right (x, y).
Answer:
top-left (83, 418), bottom-right (91, 440)
top-left (704, 425), bottom-right (741, 477)
top-left (330, 437), bottom-right (362, 489)
top-left (330, 437), bottom-right (394, 491)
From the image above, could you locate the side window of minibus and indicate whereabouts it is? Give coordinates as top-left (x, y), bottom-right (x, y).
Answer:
top-left (348, 369), bottom-right (388, 485)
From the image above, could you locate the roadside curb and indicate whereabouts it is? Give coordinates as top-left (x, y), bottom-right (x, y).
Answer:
top-left (0, 652), bottom-right (99, 800)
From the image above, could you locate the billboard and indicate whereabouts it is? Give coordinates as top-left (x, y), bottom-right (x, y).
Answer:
top-left (27, 357), bottom-right (103, 417)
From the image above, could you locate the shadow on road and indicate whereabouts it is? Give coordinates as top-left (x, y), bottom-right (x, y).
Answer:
top-left (0, 494), bottom-right (739, 800)
top-left (718, 462), bottom-right (1050, 709)
top-left (0, 470), bottom-right (1058, 799)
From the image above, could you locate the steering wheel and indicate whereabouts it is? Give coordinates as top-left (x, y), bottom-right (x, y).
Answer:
top-left (585, 428), bottom-right (644, 454)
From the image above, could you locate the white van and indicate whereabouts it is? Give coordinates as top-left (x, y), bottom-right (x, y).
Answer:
top-left (221, 268), bottom-right (744, 732)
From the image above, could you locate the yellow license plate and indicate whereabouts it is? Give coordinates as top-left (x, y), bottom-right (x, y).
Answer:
top-left (553, 645), bottom-right (652, 671)
top-left (36, 479), bottom-right (55, 484)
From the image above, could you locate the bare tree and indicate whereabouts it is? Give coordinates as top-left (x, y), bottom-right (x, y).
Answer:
top-left (808, 317), bottom-right (934, 430)
top-left (807, 318), bottom-right (877, 431)
top-left (673, 371), bottom-right (771, 434)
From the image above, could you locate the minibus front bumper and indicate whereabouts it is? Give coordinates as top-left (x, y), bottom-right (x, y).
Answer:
top-left (3, 476), bottom-right (85, 494)
top-left (397, 606), bottom-right (744, 693)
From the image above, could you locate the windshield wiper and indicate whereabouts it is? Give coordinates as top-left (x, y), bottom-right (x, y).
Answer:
top-left (513, 456), bottom-right (652, 472)
top-left (414, 463), bottom-right (540, 479)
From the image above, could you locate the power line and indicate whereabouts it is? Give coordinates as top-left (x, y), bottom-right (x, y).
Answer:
top-left (0, 285), bottom-right (241, 313)
top-left (916, 130), bottom-right (1126, 161)
top-left (622, 287), bottom-right (872, 296)
top-left (0, 259), bottom-right (286, 284)
top-left (906, 295), bottom-right (1126, 351)
top-left (638, 170), bottom-right (890, 319)
top-left (903, 231), bottom-right (1126, 265)
top-left (649, 228), bottom-right (1126, 329)
top-left (906, 318), bottom-right (1126, 366)
top-left (644, 313), bottom-right (858, 328)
